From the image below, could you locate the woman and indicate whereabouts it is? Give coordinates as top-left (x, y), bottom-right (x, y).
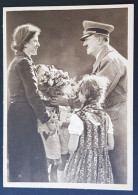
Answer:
top-left (8, 24), bottom-right (50, 182)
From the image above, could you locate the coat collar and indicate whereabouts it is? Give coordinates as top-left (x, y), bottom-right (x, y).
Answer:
top-left (92, 44), bottom-right (115, 73)
top-left (15, 51), bottom-right (33, 64)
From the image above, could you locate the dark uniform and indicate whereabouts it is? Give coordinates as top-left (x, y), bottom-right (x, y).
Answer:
top-left (8, 51), bottom-right (49, 182)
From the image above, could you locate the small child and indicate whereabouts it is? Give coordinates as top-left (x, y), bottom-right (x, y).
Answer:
top-left (57, 106), bottom-right (71, 182)
top-left (36, 64), bottom-right (62, 182)
top-left (65, 75), bottom-right (114, 183)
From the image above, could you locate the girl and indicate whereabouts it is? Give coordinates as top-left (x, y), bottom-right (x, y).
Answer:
top-left (65, 75), bottom-right (114, 183)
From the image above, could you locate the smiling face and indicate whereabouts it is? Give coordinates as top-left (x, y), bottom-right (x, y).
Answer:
top-left (83, 34), bottom-right (100, 57)
top-left (24, 34), bottom-right (40, 57)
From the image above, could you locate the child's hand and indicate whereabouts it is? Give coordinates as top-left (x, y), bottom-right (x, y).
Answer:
top-left (47, 120), bottom-right (56, 136)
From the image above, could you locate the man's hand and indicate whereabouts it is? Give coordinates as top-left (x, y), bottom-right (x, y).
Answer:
top-left (50, 95), bottom-right (69, 106)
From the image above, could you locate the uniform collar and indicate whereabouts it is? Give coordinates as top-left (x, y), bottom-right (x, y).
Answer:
top-left (92, 44), bottom-right (115, 73)
top-left (95, 48), bottom-right (104, 60)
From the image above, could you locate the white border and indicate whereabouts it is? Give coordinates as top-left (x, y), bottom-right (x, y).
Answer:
top-left (3, 4), bottom-right (134, 191)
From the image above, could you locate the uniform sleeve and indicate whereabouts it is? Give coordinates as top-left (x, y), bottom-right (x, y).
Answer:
top-left (16, 59), bottom-right (50, 124)
top-left (97, 59), bottom-right (121, 97)
top-left (68, 114), bottom-right (84, 135)
top-left (68, 96), bottom-right (82, 109)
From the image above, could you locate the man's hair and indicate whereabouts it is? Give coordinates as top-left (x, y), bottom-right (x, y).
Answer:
top-left (94, 34), bottom-right (109, 43)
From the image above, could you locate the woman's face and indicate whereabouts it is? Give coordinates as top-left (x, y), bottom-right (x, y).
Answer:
top-left (24, 34), bottom-right (40, 57)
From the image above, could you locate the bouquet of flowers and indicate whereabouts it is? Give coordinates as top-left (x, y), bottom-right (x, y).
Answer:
top-left (36, 64), bottom-right (78, 99)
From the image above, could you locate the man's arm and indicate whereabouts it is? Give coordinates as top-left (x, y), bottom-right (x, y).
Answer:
top-left (97, 58), bottom-right (126, 97)
top-left (50, 95), bottom-right (82, 109)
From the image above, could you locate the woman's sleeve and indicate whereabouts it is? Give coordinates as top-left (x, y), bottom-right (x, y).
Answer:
top-left (16, 59), bottom-right (50, 124)
top-left (68, 114), bottom-right (84, 135)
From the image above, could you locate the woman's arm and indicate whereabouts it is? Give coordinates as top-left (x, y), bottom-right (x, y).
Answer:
top-left (16, 59), bottom-right (50, 123)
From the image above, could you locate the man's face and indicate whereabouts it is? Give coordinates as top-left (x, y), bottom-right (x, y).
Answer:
top-left (83, 34), bottom-right (99, 56)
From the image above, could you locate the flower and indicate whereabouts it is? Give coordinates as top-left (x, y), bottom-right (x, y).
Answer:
top-left (36, 64), bottom-right (77, 98)
top-left (48, 78), bottom-right (54, 86)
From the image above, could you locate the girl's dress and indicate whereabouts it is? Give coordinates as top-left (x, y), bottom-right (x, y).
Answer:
top-left (65, 104), bottom-right (114, 184)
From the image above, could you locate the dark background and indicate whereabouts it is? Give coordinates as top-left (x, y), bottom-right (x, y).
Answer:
top-left (1, 0), bottom-right (138, 195)
top-left (6, 8), bottom-right (127, 77)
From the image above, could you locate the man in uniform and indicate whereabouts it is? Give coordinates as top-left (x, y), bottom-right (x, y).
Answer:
top-left (51, 20), bottom-right (127, 184)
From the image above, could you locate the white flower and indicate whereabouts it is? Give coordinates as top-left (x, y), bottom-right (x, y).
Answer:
top-left (64, 71), bottom-right (69, 77)
top-left (48, 79), bottom-right (54, 86)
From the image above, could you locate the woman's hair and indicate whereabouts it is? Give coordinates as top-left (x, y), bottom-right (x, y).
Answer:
top-left (79, 74), bottom-right (110, 105)
top-left (11, 23), bottom-right (41, 51)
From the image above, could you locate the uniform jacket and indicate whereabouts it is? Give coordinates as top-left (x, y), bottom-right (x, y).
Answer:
top-left (69, 44), bottom-right (128, 184)
top-left (8, 51), bottom-right (49, 124)
top-left (92, 44), bottom-right (127, 108)
top-left (70, 44), bottom-right (127, 109)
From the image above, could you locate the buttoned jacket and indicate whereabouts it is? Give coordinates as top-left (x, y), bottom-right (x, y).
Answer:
top-left (92, 44), bottom-right (127, 108)
top-left (8, 51), bottom-right (49, 123)
top-left (70, 44), bottom-right (127, 112)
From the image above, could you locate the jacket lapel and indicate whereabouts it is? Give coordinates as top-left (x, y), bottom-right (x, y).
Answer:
top-left (92, 45), bottom-right (115, 74)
